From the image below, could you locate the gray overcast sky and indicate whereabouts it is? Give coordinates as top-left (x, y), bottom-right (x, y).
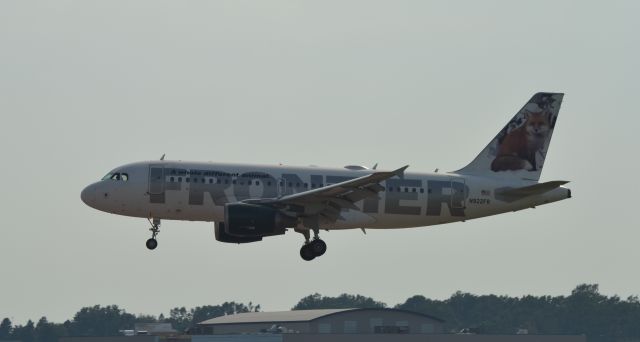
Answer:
top-left (1, 1), bottom-right (639, 324)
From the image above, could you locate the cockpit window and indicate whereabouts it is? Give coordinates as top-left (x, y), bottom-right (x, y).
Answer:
top-left (103, 172), bottom-right (129, 182)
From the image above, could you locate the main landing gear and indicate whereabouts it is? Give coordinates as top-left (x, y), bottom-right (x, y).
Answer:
top-left (146, 218), bottom-right (160, 250)
top-left (298, 228), bottom-right (327, 261)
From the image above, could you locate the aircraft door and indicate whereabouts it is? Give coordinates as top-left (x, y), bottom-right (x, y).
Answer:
top-left (277, 177), bottom-right (287, 197)
top-left (148, 165), bottom-right (165, 200)
top-left (450, 177), bottom-right (466, 209)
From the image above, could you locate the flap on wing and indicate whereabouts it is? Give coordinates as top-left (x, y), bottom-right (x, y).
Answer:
top-left (495, 180), bottom-right (569, 202)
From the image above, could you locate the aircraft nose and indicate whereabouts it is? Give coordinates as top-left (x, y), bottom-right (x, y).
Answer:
top-left (81, 184), bottom-right (96, 207)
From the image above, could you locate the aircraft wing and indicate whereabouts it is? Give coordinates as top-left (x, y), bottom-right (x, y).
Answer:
top-left (244, 165), bottom-right (408, 222)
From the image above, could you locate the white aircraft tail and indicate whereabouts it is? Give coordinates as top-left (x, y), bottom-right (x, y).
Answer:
top-left (455, 92), bottom-right (564, 181)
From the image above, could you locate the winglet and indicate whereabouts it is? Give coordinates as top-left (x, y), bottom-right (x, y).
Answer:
top-left (392, 165), bottom-right (409, 179)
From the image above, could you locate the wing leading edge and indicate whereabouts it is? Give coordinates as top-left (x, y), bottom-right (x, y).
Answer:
top-left (244, 165), bottom-right (409, 223)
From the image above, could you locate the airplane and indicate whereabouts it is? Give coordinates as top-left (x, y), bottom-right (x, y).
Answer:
top-left (81, 92), bottom-right (570, 261)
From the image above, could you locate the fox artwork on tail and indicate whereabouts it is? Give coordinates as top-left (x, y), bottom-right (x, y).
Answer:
top-left (491, 111), bottom-right (552, 171)
top-left (456, 92), bottom-right (563, 182)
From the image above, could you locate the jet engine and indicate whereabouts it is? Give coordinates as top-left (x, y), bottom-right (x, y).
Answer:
top-left (223, 203), bottom-right (296, 238)
top-left (215, 222), bottom-right (262, 244)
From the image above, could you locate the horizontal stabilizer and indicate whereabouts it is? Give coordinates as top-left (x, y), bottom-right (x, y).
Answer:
top-left (495, 180), bottom-right (569, 202)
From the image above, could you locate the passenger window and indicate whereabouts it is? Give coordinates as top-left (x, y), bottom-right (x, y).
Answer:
top-left (232, 180), bottom-right (237, 185)
top-left (304, 183), bottom-right (308, 188)
top-left (217, 179), bottom-right (222, 184)
top-left (256, 181), bottom-right (260, 186)
top-left (186, 178), bottom-right (190, 183)
top-left (247, 180), bottom-right (252, 185)
top-left (178, 177), bottom-right (182, 182)
top-left (267, 181), bottom-right (272, 186)
top-left (209, 179), bottom-right (213, 184)
top-left (412, 188), bottom-right (416, 192)
top-left (170, 177), bottom-right (175, 182)
top-left (420, 188), bottom-right (424, 193)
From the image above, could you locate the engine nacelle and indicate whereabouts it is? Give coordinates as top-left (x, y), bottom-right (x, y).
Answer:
top-left (214, 222), bottom-right (262, 244)
top-left (224, 203), bottom-right (295, 237)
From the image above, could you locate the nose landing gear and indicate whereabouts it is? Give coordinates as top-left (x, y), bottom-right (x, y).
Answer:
top-left (298, 228), bottom-right (327, 261)
top-left (146, 218), bottom-right (160, 250)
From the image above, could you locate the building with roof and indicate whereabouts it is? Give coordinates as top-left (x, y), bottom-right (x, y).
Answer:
top-left (133, 323), bottom-right (178, 336)
top-left (59, 309), bottom-right (586, 342)
top-left (196, 308), bottom-right (444, 335)
top-left (192, 335), bottom-right (586, 342)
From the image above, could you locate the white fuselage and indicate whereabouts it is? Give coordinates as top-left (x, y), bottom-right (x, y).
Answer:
top-left (81, 161), bottom-right (570, 230)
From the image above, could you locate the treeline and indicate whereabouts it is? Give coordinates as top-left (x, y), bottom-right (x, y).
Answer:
top-left (2, 284), bottom-right (639, 342)
top-left (290, 285), bottom-right (640, 342)
top-left (394, 284), bottom-right (640, 340)
top-left (0, 302), bottom-right (258, 342)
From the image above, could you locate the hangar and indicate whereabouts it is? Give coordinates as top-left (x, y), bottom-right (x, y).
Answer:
top-left (196, 308), bottom-right (444, 335)
top-left (60, 309), bottom-right (586, 342)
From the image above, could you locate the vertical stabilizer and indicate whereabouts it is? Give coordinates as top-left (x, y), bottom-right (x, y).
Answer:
top-left (455, 92), bottom-right (564, 181)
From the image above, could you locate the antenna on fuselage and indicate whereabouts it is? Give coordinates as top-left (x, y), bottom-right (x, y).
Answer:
top-left (160, 154), bottom-right (165, 160)
top-left (372, 163), bottom-right (378, 170)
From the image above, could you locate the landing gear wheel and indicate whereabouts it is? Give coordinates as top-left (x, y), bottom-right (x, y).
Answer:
top-left (310, 239), bottom-right (327, 257)
top-left (146, 218), bottom-right (160, 250)
top-left (146, 238), bottom-right (158, 250)
top-left (300, 244), bottom-right (315, 261)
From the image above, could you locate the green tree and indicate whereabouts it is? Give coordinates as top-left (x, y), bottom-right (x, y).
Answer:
top-left (14, 320), bottom-right (35, 342)
top-left (69, 305), bottom-right (135, 336)
top-left (0, 318), bottom-right (12, 340)
top-left (134, 315), bottom-right (158, 323)
top-left (292, 293), bottom-right (386, 310)
top-left (167, 307), bottom-right (191, 333)
top-left (34, 317), bottom-right (66, 342)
